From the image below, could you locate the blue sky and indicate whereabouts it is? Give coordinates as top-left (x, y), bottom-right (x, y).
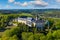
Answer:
top-left (0, 0), bottom-right (60, 9)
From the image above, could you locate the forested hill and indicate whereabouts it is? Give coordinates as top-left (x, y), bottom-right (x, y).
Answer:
top-left (0, 9), bottom-right (60, 14)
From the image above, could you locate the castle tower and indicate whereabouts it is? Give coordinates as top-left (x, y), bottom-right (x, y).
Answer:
top-left (35, 14), bottom-right (39, 21)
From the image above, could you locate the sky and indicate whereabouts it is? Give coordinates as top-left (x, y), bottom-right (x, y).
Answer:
top-left (0, 0), bottom-right (60, 9)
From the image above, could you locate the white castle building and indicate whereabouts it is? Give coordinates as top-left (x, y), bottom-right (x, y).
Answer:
top-left (16, 16), bottom-right (47, 28)
top-left (18, 16), bottom-right (35, 27)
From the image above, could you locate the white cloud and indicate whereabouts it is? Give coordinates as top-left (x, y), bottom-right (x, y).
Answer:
top-left (14, 2), bottom-right (28, 7)
top-left (14, 2), bottom-right (21, 5)
top-left (21, 2), bottom-right (28, 6)
top-left (8, 0), bottom-right (15, 3)
top-left (56, 0), bottom-right (60, 2)
top-left (29, 1), bottom-right (48, 7)
top-left (14, 0), bottom-right (48, 7)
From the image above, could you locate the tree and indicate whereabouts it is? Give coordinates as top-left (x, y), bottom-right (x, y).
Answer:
top-left (47, 18), bottom-right (54, 28)
top-left (46, 32), bottom-right (53, 40)
top-left (52, 30), bottom-right (60, 40)
top-left (28, 35), bottom-right (34, 40)
top-left (9, 35), bottom-right (19, 40)
top-left (22, 32), bottom-right (33, 40)
top-left (2, 27), bottom-right (20, 40)
top-left (17, 23), bottom-right (29, 32)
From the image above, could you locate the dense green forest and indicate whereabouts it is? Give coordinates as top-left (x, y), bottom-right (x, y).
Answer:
top-left (0, 10), bottom-right (60, 40)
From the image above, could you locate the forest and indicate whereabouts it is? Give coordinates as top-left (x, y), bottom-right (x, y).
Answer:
top-left (0, 10), bottom-right (60, 40)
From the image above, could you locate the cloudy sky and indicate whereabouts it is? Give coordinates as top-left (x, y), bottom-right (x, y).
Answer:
top-left (0, 0), bottom-right (60, 9)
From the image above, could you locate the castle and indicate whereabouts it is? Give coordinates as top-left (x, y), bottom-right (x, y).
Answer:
top-left (13, 15), bottom-right (50, 31)
top-left (17, 15), bottom-right (47, 28)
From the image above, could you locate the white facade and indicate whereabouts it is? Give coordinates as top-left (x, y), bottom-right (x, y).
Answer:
top-left (17, 17), bottom-right (45, 27)
top-left (17, 17), bottom-right (35, 27)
